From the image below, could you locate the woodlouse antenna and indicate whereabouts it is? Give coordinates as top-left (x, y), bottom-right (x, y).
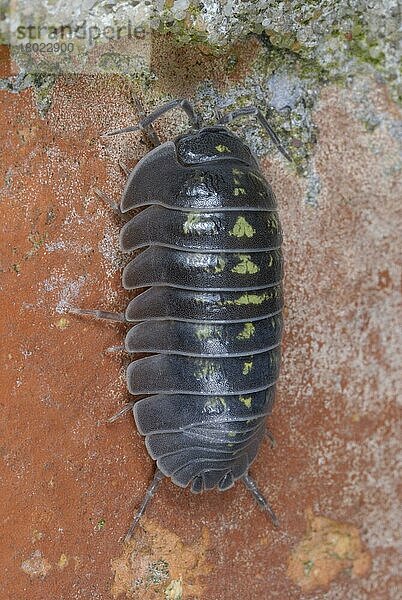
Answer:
top-left (103, 98), bottom-right (202, 138)
top-left (131, 93), bottom-right (161, 148)
top-left (217, 106), bottom-right (292, 162)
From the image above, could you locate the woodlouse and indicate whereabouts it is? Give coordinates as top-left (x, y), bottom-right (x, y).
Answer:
top-left (72, 99), bottom-right (291, 540)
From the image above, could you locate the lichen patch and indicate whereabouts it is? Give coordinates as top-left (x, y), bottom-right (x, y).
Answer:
top-left (287, 509), bottom-right (371, 593)
top-left (21, 550), bottom-right (52, 579)
top-left (111, 518), bottom-right (211, 599)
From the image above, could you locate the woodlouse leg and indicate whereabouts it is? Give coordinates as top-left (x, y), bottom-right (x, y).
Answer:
top-left (125, 468), bottom-right (165, 542)
top-left (93, 187), bottom-right (122, 216)
top-left (241, 472), bottom-right (279, 527)
top-left (68, 307), bottom-right (126, 322)
top-left (103, 98), bottom-right (202, 138)
top-left (265, 429), bottom-right (276, 448)
top-left (118, 160), bottom-right (130, 177)
top-left (217, 106), bottom-right (292, 162)
top-left (131, 94), bottom-right (162, 148)
top-left (213, 106), bottom-right (223, 122)
top-left (107, 401), bottom-right (135, 423)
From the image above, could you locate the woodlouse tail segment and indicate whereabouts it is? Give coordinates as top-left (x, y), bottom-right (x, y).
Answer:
top-left (217, 106), bottom-right (292, 163)
top-left (107, 401), bottom-right (135, 423)
top-left (124, 468), bottom-right (165, 543)
top-left (68, 307), bottom-right (126, 322)
top-left (242, 472), bottom-right (279, 528)
top-left (102, 98), bottom-right (202, 138)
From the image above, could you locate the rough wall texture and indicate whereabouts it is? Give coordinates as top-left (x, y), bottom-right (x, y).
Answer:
top-left (0, 8), bottom-right (401, 600)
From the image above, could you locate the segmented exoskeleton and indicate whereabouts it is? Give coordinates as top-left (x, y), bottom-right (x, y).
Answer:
top-left (72, 99), bottom-right (291, 540)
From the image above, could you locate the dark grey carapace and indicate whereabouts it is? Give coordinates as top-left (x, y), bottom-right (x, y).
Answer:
top-left (75, 99), bottom-right (290, 539)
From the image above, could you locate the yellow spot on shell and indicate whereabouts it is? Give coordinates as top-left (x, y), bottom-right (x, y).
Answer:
top-left (204, 397), bottom-right (227, 414)
top-left (234, 187), bottom-right (246, 196)
top-left (229, 216), bottom-right (256, 238)
top-left (183, 213), bottom-right (200, 234)
top-left (235, 292), bottom-right (269, 305)
top-left (231, 255), bottom-right (260, 275)
top-left (215, 144), bottom-right (230, 153)
top-left (214, 256), bottom-right (226, 273)
top-left (183, 214), bottom-right (219, 236)
top-left (195, 361), bottom-right (217, 379)
top-left (236, 322), bottom-right (256, 340)
top-left (220, 289), bottom-right (278, 307)
top-left (195, 325), bottom-right (215, 340)
top-left (267, 214), bottom-right (279, 230)
top-left (183, 213), bottom-right (207, 234)
top-left (239, 396), bottom-right (252, 408)
top-left (242, 361), bottom-right (253, 375)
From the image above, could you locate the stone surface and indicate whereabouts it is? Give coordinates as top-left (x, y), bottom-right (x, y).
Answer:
top-left (1, 30), bottom-right (401, 600)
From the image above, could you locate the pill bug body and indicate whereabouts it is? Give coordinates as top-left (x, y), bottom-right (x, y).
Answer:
top-left (120, 125), bottom-right (284, 495)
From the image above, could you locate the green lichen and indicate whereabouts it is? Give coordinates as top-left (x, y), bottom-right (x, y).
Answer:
top-left (96, 518), bottom-right (105, 531)
top-left (303, 559), bottom-right (314, 576)
top-left (26, 231), bottom-right (47, 259)
top-left (0, 70), bottom-right (56, 116)
top-left (161, 24), bottom-right (207, 46)
top-left (165, 577), bottom-right (183, 600)
top-left (146, 560), bottom-right (170, 586)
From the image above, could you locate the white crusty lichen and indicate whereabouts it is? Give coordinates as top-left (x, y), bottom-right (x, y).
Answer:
top-left (157, 0), bottom-right (401, 101)
top-left (2, 0), bottom-right (401, 103)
